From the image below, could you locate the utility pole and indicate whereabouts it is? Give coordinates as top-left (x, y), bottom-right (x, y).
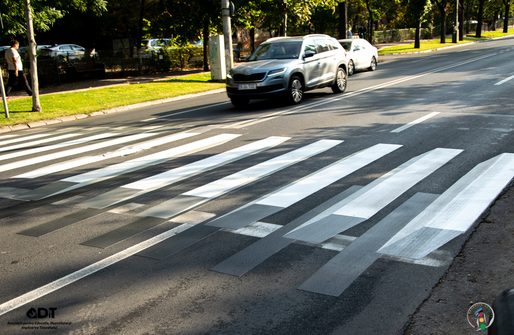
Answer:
top-left (221, 0), bottom-right (233, 75)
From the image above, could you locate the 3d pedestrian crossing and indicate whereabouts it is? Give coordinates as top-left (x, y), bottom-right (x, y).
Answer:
top-left (1, 127), bottom-right (513, 297)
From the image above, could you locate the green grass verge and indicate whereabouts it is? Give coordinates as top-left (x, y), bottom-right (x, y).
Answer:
top-left (378, 29), bottom-right (514, 55)
top-left (1, 73), bottom-right (225, 127)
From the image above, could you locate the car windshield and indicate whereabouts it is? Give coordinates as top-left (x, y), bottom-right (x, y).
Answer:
top-left (248, 41), bottom-right (302, 61)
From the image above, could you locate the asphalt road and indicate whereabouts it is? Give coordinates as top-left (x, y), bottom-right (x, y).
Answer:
top-left (1, 36), bottom-right (513, 335)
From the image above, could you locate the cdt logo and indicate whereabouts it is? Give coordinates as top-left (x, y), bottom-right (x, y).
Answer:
top-left (26, 307), bottom-right (57, 319)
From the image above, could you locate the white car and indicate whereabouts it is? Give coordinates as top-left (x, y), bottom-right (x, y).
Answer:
top-left (338, 39), bottom-right (378, 75)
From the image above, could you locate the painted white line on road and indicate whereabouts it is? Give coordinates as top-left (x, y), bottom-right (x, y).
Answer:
top-left (258, 143), bottom-right (402, 208)
top-left (334, 148), bottom-right (462, 219)
top-left (379, 153), bottom-right (514, 259)
top-left (186, 140), bottom-right (341, 199)
top-left (494, 75), bottom-right (514, 86)
top-left (0, 133), bottom-right (84, 161)
top-left (14, 132), bottom-right (200, 179)
top-left (0, 133), bottom-right (54, 148)
top-left (0, 222), bottom-right (194, 317)
top-left (63, 133), bottom-right (234, 184)
top-left (81, 136), bottom-right (290, 209)
top-left (391, 112), bottom-right (440, 133)
top-left (0, 134), bottom-right (119, 173)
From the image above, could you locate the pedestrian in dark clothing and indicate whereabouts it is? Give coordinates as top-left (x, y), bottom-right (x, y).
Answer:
top-left (4, 40), bottom-right (32, 100)
top-left (358, 25), bottom-right (367, 39)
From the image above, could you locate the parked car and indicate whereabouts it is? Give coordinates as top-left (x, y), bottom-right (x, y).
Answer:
top-left (338, 39), bottom-right (378, 75)
top-left (134, 38), bottom-right (179, 58)
top-left (226, 34), bottom-right (348, 107)
top-left (39, 44), bottom-right (93, 61)
top-left (18, 45), bottom-right (51, 58)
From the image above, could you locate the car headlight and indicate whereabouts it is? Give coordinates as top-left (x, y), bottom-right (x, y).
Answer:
top-left (267, 68), bottom-right (287, 77)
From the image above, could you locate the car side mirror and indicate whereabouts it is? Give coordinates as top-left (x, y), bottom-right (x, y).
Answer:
top-left (304, 50), bottom-right (315, 59)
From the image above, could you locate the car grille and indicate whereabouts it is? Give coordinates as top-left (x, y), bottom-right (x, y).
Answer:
top-left (233, 73), bottom-right (266, 82)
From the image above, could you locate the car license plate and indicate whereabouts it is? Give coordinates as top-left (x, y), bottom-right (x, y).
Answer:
top-left (238, 83), bottom-right (257, 90)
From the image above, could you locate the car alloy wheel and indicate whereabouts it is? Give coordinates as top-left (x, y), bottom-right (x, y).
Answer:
top-left (348, 60), bottom-right (355, 76)
top-left (369, 57), bottom-right (377, 71)
top-left (289, 75), bottom-right (304, 104)
top-left (331, 67), bottom-right (347, 93)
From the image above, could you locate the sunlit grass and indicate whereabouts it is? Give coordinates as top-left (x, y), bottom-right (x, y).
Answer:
top-left (0, 73), bottom-right (225, 127)
top-left (378, 29), bottom-right (514, 55)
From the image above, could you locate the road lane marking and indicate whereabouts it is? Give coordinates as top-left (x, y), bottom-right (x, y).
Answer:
top-left (14, 131), bottom-right (206, 179)
top-left (20, 133), bottom-right (238, 200)
top-left (391, 112), bottom-right (440, 133)
top-left (0, 133), bottom-right (58, 148)
top-left (0, 221), bottom-right (195, 317)
top-left (298, 193), bottom-right (438, 296)
top-left (378, 153), bottom-right (514, 260)
top-left (207, 143), bottom-right (402, 230)
top-left (81, 136), bottom-right (291, 209)
top-left (284, 148), bottom-right (463, 244)
top-left (138, 139), bottom-right (341, 219)
top-left (494, 75), bottom-right (514, 86)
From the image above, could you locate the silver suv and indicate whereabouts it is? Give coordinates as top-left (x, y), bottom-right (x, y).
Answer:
top-left (226, 34), bottom-right (348, 107)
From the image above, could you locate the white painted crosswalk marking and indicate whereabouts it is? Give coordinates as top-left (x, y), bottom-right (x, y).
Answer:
top-left (284, 148), bottom-right (462, 244)
top-left (378, 153), bottom-right (514, 260)
top-left (0, 133), bottom-right (88, 162)
top-left (0, 133), bottom-right (69, 151)
top-left (138, 139), bottom-right (342, 219)
top-left (207, 143), bottom-right (402, 230)
top-left (19, 133), bottom-right (240, 200)
top-left (0, 133), bottom-right (122, 173)
top-left (14, 132), bottom-right (199, 179)
top-left (80, 136), bottom-right (291, 209)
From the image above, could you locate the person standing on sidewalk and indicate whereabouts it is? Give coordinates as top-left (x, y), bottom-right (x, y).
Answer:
top-left (4, 40), bottom-right (32, 100)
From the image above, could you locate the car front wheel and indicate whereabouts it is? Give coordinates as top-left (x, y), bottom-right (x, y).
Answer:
top-left (288, 75), bottom-right (304, 104)
top-left (348, 60), bottom-right (355, 76)
top-left (331, 67), bottom-right (347, 94)
top-left (369, 56), bottom-right (377, 71)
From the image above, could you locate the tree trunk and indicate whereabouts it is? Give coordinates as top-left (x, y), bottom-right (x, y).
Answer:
top-left (504, 1), bottom-right (511, 33)
top-left (476, 0), bottom-right (485, 37)
top-left (338, 1), bottom-right (348, 39)
top-left (415, 18), bottom-right (421, 48)
top-left (24, 0), bottom-right (41, 113)
top-left (435, 0), bottom-right (448, 43)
